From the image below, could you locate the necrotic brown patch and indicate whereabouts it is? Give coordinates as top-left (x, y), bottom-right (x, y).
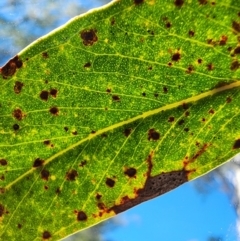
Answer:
top-left (0, 159), bottom-right (7, 166)
top-left (232, 21), bottom-right (240, 33)
top-left (40, 90), bottom-right (49, 101)
top-left (0, 204), bottom-right (4, 217)
top-left (134, 0), bottom-right (144, 4)
top-left (50, 88), bottom-right (57, 98)
top-left (33, 158), bottom-right (44, 167)
top-left (168, 116), bottom-right (175, 122)
top-left (49, 106), bottom-right (59, 115)
top-left (189, 30), bottom-right (195, 37)
top-left (77, 211), bottom-right (87, 221)
top-left (124, 167), bottom-right (137, 178)
top-left (172, 52), bottom-right (181, 61)
top-left (231, 60), bottom-right (239, 70)
top-left (0, 55), bottom-right (22, 78)
top-left (84, 62), bottom-right (91, 68)
top-left (14, 81), bottom-right (24, 94)
top-left (163, 86), bottom-right (168, 93)
top-left (234, 46), bottom-right (240, 55)
top-left (106, 178), bottom-right (115, 187)
top-left (18, 223), bottom-right (22, 229)
top-left (207, 63), bottom-right (214, 71)
top-left (66, 169), bottom-right (78, 181)
top-left (209, 109), bottom-right (214, 114)
top-left (219, 35), bottom-right (228, 45)
top-left (124, 128), bottom-right (132, 137)
top-left (233, 139), bottom-right (240, 149)
top-left (42, 231), bottom-right (51, 240)
top-left (13, 123), bottom-right (20, 131)
top-left (96, 193), bottom-right (102, 200)
top-left (148, 129), bottom-right (160, 141)
top-left (174, 0), bottom-right (184, 7)
top-left (13, 108), bottom-right (24, 121)
top-left (186, 65), bottom-right (194, 74)
top-left (112, 95), bottom-right (120, 102)
top-left (42, 52), bottom-right (49, 58)
top-left (79, 160), bottom-right (87, 167)
top-left (41, 169), bottom-right (50, 181)
top-left (80, 29), bottom-right (98, 46)
top-left (178, 119), bottom-right (185, 125)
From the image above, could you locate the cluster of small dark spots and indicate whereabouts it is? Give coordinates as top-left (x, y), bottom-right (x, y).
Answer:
top-left (233, 139), bottom-right (240, 149)
top-left (174, 0), bottom-right (184, 7)
top-left (219, 35), bottom-right (228, 45)
top-left (66, 169), bottom-right (78, 181)
top-left (198, 0), bottom-right (207, 4)
top-left (234, 46), bottom-right (240, 54)
top-left (178, 119), bottom-right (185, 125)
top-left (77, 211), bottom-right (87, 221)
top-left (84, 62), bottom-right (91, 68)
top-left (232, 21), bottom-right (240, 33)
top-left (106, 178), bottom-right (115, 187)
top-left (41, 169), bottom-right (50, 181)
top-left (207, 63), bottom-right (214, 71)
top-left (189, 30), bottom-right (195, 37)
top-left (42, 52), bottom-right (49, 58)
top-left (142, 92), bottom-right (146, 97)
top-left (0, 204), bottom-right (4, 217)
top-left (79, 160), bottom-right (87, 167)
top-left (124, 167), bottom-right (137, 178)
top-left (172, 52), bottom-right (181, 61)
top-left (14, 81), bottom-right (24, 94)
top-left (0, 55), bottom-right (22, 78)
top-left (186, 65), bottom-right (194, 74)
top-left (226, 96), bottom-right (232, 103)
top-left (198, 59), bottom-right (202, 64)
top-left (33, 158), bottom-right (44, 167)
top-left (134, 0), bottom-right (144, 5)
top-left (154, 93), bottom-right (159, 98)
top-left (80, 29), bottom-right (98, 46)
top-left (13, 108), bottom-right (24, 121)
top-left (209, 109), bottom-right (214, 114)
top-left (184, 127), bottom-right (189, 132)
top-left (50, 88), bottom-right (57, 98)
top-left (96, 193), bottom-right (102, 200)
top-left (163, 86), bottom-right (168, 93)
top-left (148, 128), bottom-right (160, 141)
top-left (106, 88), bottom-right (111, 93)
top-left (168, 116), bottom-right (175, 122)
top-left (231, 60), bottom-right (239, 70)
top-left (64, 126), bottom-right (69, 132)
top-left (13, 123), bottom-right (20, 131)
top-left (49, 106), bottom-right (59, 115)
top-left (112, 95), bottom-right (120, 102)
top-left (17, 223), bottom-right (22, 229)
top-left (40, 90), bottom-right (49, 101)
top-left (42, 231), bottom-right (51, 240)
top-left (123, 128), bottom-right (132, 137)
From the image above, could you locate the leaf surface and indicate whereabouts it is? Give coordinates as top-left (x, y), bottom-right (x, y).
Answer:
top-left (0, 0), bottom-right (240, 240)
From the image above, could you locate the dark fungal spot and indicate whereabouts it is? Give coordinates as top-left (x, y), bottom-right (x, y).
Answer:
top-left (168, 62), bottom-right (172, 67)
top-left (106, 88), bottom-right (111, 93)
top-left (0, 204), bottom-right (4, 217)
top-left (148, 66), bottom-right (152, 70)
top-left (0, 55), bottom-right (22, 78)
top-left (44, 185), bottom-right (48, 190)
top-left (13, 108), bottom-right (24, 121)
top-left (198, 0), bottom-right (207, 4)
top-left (43, 140), bottom-right (50, 145)
top-left (154, 93), bottom-right (159, 98)
top-left (184, 127), bottom-right (189, 132)
top-left (233, 139), bottom-right (240, 149)
top-left (202, 118), bottom-right (206, 122)
top-left (84, 62), bottom-right (91, 68)
top-left (219, 35), bottom-right (228, 45)
top-left (56, 187), bottom-right (61, 195)
top-left (0, 159), bottom-right (7, 166)
top-left (18, 223), bottom-right (22, 229)
top-left (186, 65), bottom-right (194, 74)
top-left (40, 90), bottom-right (49, 101)
top-left (231, 60), bottom-right (239, 70)
top-left (142, 92), bottom-right (146, 96)
top-left (33, 158), bottom-right (44, 167)
top-left (112, 95), bottom-right (120, 102)
top-left (232, 21), bottom-right (240, 33)
top-left (148, 128), bottom-right (160, 141)
top-left (49, 106), bottom-right (59, 115)
top-left (96, 193), bottom-right (102, 200)
top-left (198, 59), bottom-right (202, 64)
top-left (14, 81), bottom-right (24, 94)
top-left (80, 29), bottom-right (98, 46)
top-left (66, 169), bottom-right (78, 181)
top-left (174, 0), bottom-right (184, 7)
top-left (110, 18), bottom-right (115, 25)
top-left (178, 119), bottom-right (185, 125)
top-left (182, 103), bottom-right (188, 110)
top-left (91, 130), bottom-right (96, 134)
top-left (13, 123), bottom-right (20, 131)
top-left (42, 52), bottom-right (49, 58)
top-left (209, 109), bottom-right (214, 114)
top-left (124, 128), bottom-right (132, 137)
top-left (172, 52), bottom-right (181, 61)
top-left (64, 126), bottom-right (69, 132)
top-left (41, 169), bottom-right (50, 181)
top-left (207, 63), bottom-right (214, 71)
top-left (77, 211), bottom-right (87, 221)
top-left (189, 30), bottom-right (195, 37)
top-left (166, 22), bottom-right (171, 28)
top-left (185, 111), bottom-right (190, 117)
top-left (79, 160), bottom-right (87, 167)
top-left (50, 88), bottom-right (57, 98)
top-left (106, 178), bottom-right (115, 188)
top-left (124, 167), bottom-right (137, 178)
top-left (226, 96), bottom-right (232, 103)
top-left (147, 30), bottom-right (154, 35)
top-left (234, 46), bottom-right (240, 54)
top-left (72, 131), bottom-right (78, 135)
top-left (168, 116), bottom-right (175, 122)
top-left (163, 86), bottom-right (168, 93)
top-left (42, 231), bottom-right (51, 240)
top-left (134, 0), bottom-right (144, 5)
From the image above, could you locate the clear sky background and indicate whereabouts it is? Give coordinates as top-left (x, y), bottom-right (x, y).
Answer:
top-left (0, 1), bottom-right (239, 241)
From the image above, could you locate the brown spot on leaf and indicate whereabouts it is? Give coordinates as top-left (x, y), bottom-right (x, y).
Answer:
top-left (198, 0), bottom-right (207, 4)
top-left (226, 96), bottom-right (232, 103)
top-left (110, 18), bottom-right (115, 25)
top-left (230, 60), bottom-right (239, 70)
top-left (112, 95), bottom-right (120, 102)
top-left (77, 211), bottom-right (87, 221)
top-left (43, 140), bottom-right (51, 146)
top-left (185, 111), bottom-right (190, 117)
top-left (172, 52), bottom-right (181, 61)
top-left (84, 62), bottom-right (91, 68)
top-left (106, 88), bottom-right (111, 93)
top-left (178, 119), bottom-right (185, 125)
top-left (66, 169), bottom-right (78, 181)
top-left (18, 223), bottom-right (22, 229)
top-left (106, 178), bottom-right (115, 187)
top-left (49, 106), bottom-right (59, 115)
top-left (41, 169), bottom-right (50, 181)
top-left (42, 231), bottom-right (51, 240)
top-left (0, 204), bottom-right (4, 217)
top-left (40, 90), bottom-right (49, 101)
top-left (148, 129), bottom-right (160, 141)
top-left (134, 0), bottom-right (144, 5)
top-left (33, 158), bottom-right (44, 167)
top-left (142, 92), bottom-right (146, 96)
top-left (233, 139), bottom-right (240, 149)
top-left (232, 21), bottom-right (240, 33)
top-left (154, 93), bottom-right (159, 98)
top-left (79, 160), bottom-right (87, 167)
top-left (13, 108), bottom-right (25, 121)
top-left (166, 22), bottom-right (172, 28)
top-left (80, 29), bottom-right (98, 46)
top-left (234, 46), bottom-right (240, 54)
top-left (124, 128), bottom-right (132, 137)
top-left (72, 131), bottom-right (78, 135)
top-left (219, 35), bottom-right (228, 45)
top-left (186, 65), bottom-right (194, 74)
top-left (209, 109), bottom-right (214, 114)
top-left (207, 63), bottom-right (214, 71)
top-left (189, 30), bottom-right (195, 37)
top-left (13, 123), bottom-right (20, 131)
top-left (168, 116), bottom-right (175, 122)
top-left (14, 81), bottom-right (24, 94)
top-left (0, 55), bottom-right (22, 78)
top-left (174, 0), bottom-right (184, 7)
top-left (50, 88), bottom-right (57, 98)
top-left (64, 126), bottom-right (69, 132)
top-left (163, 86), bottom-right (168, 93)
top-left (182, 103), bottom-right (188, 110)
top-left (56, 187), bottom-right (61, 195)
top-left (42, 52), bottom-right (49, 58)
top-left (96, 193), bottom-right (102, 200)
top-left (184, 127), bottom-right (189, 132)
top-left (0, 159), bottom-right (7, 166)
top-left (124, 167), bottom-right (137, 178)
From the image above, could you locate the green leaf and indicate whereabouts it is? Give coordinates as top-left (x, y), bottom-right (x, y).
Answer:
top-left (0, 0), bottom-right (240, 240)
